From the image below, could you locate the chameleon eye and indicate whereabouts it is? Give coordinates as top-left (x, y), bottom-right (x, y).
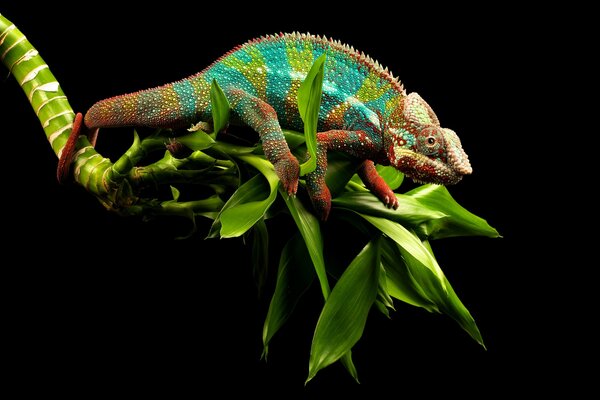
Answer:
top-left (427, 137), bottom-right (436, 145)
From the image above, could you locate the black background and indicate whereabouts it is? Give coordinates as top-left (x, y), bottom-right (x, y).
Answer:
top-left (1, 4), bottom-right (568, 397)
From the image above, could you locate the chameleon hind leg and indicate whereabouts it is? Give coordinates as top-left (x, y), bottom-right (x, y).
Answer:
top-left (226, 88), bottom-right (299, 196)
top-left (306, 130), bottom-right (393, 220)
top-left (56, 113), bottom-right (98, 183)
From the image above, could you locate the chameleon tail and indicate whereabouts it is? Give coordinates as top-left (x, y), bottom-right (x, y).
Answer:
top-left (56, 113), bottom-right (98, 183)
top-left (84, 78), bottom-right (206, 130)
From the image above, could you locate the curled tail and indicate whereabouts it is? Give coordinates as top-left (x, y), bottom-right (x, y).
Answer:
top-left (84, 77), bottom-right (209, 130)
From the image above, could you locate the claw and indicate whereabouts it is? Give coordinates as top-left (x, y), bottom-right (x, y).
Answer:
top-left (274, 153), bottom-right (299, 197)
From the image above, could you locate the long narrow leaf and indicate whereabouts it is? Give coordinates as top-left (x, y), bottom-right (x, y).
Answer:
top-left (208, 173), bottom-right (274, 238)
top-left (251, 218), bottom-right (269, 296)
top-left (380, 235), bottom-right (484, 347)
top-left (210, 79), bottom-right (230, 136)
top-left (406, 184), bottom-right (500, 239)
top-left (359, 213), bottom-right (447, 289)
top-left (332, 192), bottom-right (446, 227)
top-left (298, 54), bottom-right (326, 176)
top-left (281, 192), bottom-right (330, 298)
top-left (263, 234), bottom-right (315, 358)
top-left (307, 239), bottom-right (380, 383)
top-left (380, 238), bottom-right (438, 312)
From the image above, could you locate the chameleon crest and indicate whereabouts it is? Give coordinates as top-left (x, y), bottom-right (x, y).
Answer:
top-left (58, 33), bottom-right (472, 220)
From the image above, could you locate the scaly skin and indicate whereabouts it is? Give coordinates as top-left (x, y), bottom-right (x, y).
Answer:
top-left (59, 33), bottom-right (472, 220)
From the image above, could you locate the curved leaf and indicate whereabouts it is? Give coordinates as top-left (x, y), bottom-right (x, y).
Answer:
top-left (178, 130), bottom-right (215, 151)
top-left (376, 164), bottom-right (404, 190)
top-left (406, 184), bottom-right (500, 239)
top-left (380, 238), bottom-right (438, 312)
top-left (219, 174), bottom-right (277, 238)
top-left (281, 192), bottom-right (330, 298)
top-left (307, 239), bottom-right (380, 383)
top-left (401, 238), bottom-right (484, 347)
top-left (298, 53), bottom-right (326, 176)
top-left (359, 213), bottom-right (447, 290)
top-left (332, 192), bottom-right (446, 227)
top-left (210, 79), bottom-right (230, 136)
top-left (262, 234), bottom-right (315, 358)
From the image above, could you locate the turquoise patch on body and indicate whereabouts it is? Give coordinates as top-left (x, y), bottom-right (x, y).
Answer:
top-left (172, 80), bottom-right (196, 120)
top-left (234, 48), bottom-right (253, 63)
top-left (256, 41), bottom-right (293, 117)
top-left (204, 63), bottom-right (258, 96)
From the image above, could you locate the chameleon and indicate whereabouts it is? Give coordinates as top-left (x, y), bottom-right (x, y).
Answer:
top-left (58, 33), bottom-right (472, 220)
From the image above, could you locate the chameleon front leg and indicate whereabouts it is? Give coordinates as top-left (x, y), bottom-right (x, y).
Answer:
top-left (357, 160), bottom-right (399, 209)
top-left (306, 130), bottom-right (384, 220)
top-left (226, 88), bottom-right (299, 196)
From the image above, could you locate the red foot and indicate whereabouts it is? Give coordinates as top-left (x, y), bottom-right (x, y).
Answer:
top-left (274, 153), bottom-right (299, 197)
top-left (57, 112), bottom-right (84, 184)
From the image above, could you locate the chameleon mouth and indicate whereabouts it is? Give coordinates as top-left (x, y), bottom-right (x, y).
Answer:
top-left (394, 149), bottom-right (471, 186)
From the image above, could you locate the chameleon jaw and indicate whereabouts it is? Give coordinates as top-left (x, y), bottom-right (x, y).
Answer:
top-left (391, 148), bottom-right (468, 185)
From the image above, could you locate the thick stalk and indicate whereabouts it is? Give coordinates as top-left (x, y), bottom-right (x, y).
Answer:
top-left (0, 14), bottom-right (113, 195)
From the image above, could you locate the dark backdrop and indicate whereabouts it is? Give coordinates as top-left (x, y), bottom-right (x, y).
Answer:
top-left (1, 4), bottom-right (562, 397)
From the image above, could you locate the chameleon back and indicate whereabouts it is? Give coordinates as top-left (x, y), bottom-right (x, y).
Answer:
top-left (85, 33), bottom-right (405, 134)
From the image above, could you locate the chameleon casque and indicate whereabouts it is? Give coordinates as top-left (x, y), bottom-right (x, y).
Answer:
top-left (59, 33), bottom-right (472, 220)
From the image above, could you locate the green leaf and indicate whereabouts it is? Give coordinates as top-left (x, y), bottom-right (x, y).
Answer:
top-left (398, 237), bottom-right (484, 347)
top-left (326, 152), bottom-right (361, 196)
top-left (359, 213), bottom-right (447, 291)
top-left (298, 53), bottom-right (326, 176)
top-left (340, 351), bottom-right (359, 383)
top-left (262, 234), bottom-right (315, 358)
top-left (374, 299), bottom-right (391, 319)
top-left (170, 185), bottom-right (180, 202)
top-left (251, 218), bottom-right (269, 296)
top-left (406, 184), bottom-right (500, 239)
top-left (375, 164), bottom-right (404, 190)
top-left (307, 239), bottom-right (380, 383)
top-left (377, 263), bottom-right (395, 311)
top-left (177, 130), bottom-right (215, 151)
top-left (332, 192), bottom-right (446, 227)
top-left (210, 79), bottom-right (230, 136)
top-left (281, 192), bottom-right (330, 299)
top-left (217, 174), bottom-right (277, 238)
top-left (282, 129), bottom-right (307, 150)
top-left (380, 238), bottom-right (438, 312)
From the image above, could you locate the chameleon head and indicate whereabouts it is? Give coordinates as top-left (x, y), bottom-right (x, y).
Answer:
top-left (384, 92), bottom-right (472, 185)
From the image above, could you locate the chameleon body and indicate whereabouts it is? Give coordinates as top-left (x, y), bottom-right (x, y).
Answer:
top-left (60, 33), bottom-right (472, 220)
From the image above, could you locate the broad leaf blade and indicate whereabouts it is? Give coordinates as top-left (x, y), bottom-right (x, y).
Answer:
top-left (399, 238), bottom-right (484, 347)
top-left (332, 192), bottom-right (446, 227)
top-left (407, 184), bottom-right (500, 239)
top-left (359, 213), bottom-right (447, 290)
top-left (376, 164), bottom-right (404, 190)
top-left (263, 234), bottom-right (315, 358)
top-left (210, 79), bottom-right (230, 136)
top-left (219, 175), bottom-right (277, 238)
top-left (208, 174), bottom-right (269, 238)
top-left (281, 191), bottom-right (330, 298)
top-left (298, 53), bottom-right (326, 176)
top-left (307, 239), bottom-right (380, 383)
top-left (380, 237), bottom-right (438, 312)
top-left (178, 130), bottom-right (215, 151)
